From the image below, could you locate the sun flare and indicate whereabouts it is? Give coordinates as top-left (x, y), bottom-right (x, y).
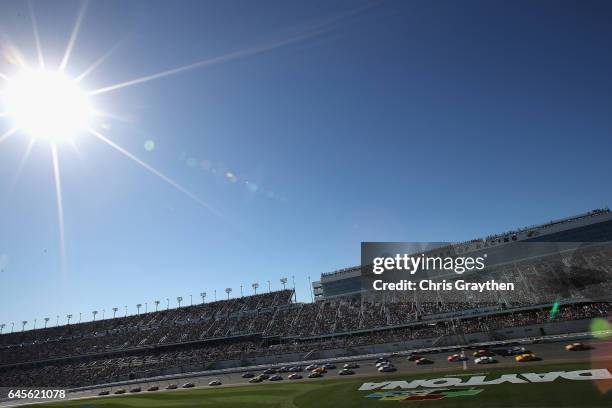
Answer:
top-left (2, 69), bottom-right (93, 142)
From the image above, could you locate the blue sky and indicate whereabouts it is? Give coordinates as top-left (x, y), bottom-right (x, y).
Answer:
top-left (1, 0), bottom-right (612, 328)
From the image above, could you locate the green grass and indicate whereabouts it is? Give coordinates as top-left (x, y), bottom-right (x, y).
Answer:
top-left (30, 363), bottom-right (612, 408)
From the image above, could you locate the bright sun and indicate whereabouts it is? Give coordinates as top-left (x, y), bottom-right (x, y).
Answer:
top-left (2, 69), bottom-right (93, 141)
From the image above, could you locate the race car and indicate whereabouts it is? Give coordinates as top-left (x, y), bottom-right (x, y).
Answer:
top-left (407, 354), bottom-right (422, 361)
top-left (506, 346), bottom-right (527, 356)
top-left (130, 387), bottom-right (141, 393)
top-left (378, 364), bottom-right (396, 372)
top-left (515, 353), bottom-right (538, 362)
top-left (98, 390), bottom-right (109, 396)
top-left (182, 382), bottom-right (195, 388)
top-left (338, 368), bottom-right (355, 375)
top-left (305, 364), bottom-right (318, 371)
top-left (447, 353), bottom-right (468, 362)
top-left (288, 366), bottom-right (303, 372)
top-left (343, 362), bottom-right (359, 369)
top-left (415, 357), bottom-right (433, 365)
top-left (288, 373), bottom-right (303, 380)
top-left (147, 386), bottom-right (159, 392)
top-left (249, 376), bottom-right (264, 383)
top-left (278, 366), bottom-right (289, 373)
top-left (311, 367), bottom-right (327, 374)
top-left (473, 349), bottom-right (493, 358)
top-left (565, 342), bottom-right (589, 351)
top-left (166, 384), bottom-right (178, 390)
top-left (208, 379), bottom-right (222, 386)
top-left (475, 356), bottom-right (497, 364)
top-left (114, 389), bottom-right (126, 395)
top-left (242, 372), bottom-right (255, 378)
top-left (269, 374), bottom-right (283, 381)
top-left (263, 368), bottom-right (277, 374)
top-left (375, 360), bottom-right (390, 368)
top-left (308, 371), bottom-right (323, 378)
top-left (376, 357), bottom-right (390, 364)
top-left (258, 373), bottom-right (270, 380)
top-left (323, 363), bottom-right (336, 369)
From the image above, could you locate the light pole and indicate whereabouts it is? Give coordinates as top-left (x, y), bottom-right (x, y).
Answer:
top-left (78, 312), bottom-right (82, 323)
top-left (292, 275), bottom-right (296, 302)
top-left (200, 292), bottom-right (206, 304)
top-left (145, 302), bottom-right (148, 313)
top-left (155, 300), bottom-right (160, 311)
top-left (112, 307), bottom-right (118, 318)
top-left (252, 282), bottom-right (259, 295)
top-left (225, 288), bottom-right (232, 300)
top-left (136, 304), bottom-right (142, 315)
top-left (66, 315), bottom-right (72, 325)
top-left (33, 319), bottom-right (37, 329)
top-left (10, 322), bottom-right (14, 333)
top-left (124, 305), bottom-right (128, 317)
top-left (92, 310), bottom-right (98, 321)
top-left (44, 318), bottom-right (50, 329)
top-left (102, 309), bottom-right (105, 320)
top-left (56, 315), bottom-right (59, 326)
top-left (280, 277), bottom-right (287, 290)
top-left (214, 290), bottom-right (217, 301)
top-left (21, 321), bottom-right (27, 331)
top-left (267, 280), bottom-right (271, 293)
top-left (0, 323), bottom-right (4, 334)
top-left (166, 298), bottom-right (170, 310)
top-left (177, 296), bottom-right (183, 307)
top-left (240, 285), bottom-right (243, 297)
top-left (190, 294), bottom-right (193, 306)
top-left (308, 275), bottom-right (314, 302)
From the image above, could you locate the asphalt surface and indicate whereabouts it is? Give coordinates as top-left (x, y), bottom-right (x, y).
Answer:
top-left (3, 338), bottom-right (611, 407)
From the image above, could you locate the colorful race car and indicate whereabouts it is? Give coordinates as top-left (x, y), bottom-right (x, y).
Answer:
top-left (311, 367), bottom-right (327, 374)
top-left (565, 342), bottom-right (589, 351)
top-left (415, 357), bottom-right (433, 365)
top-left (288, 373), bottom-right (303, 380)
top-left (344, 362), bottom-right (360, 369)
top-left (308, 371), bottom-right (323, 378)
top-left (378, 364), bottom-right (397, 372)
top-left (473, 349), bottom-right (493, 358)
top-left (474, 356), bottom-right (497, 364)
top-left (338, 368), bottom-right (355, 375)
top-left (515, 353), bottom-right (538, 362)
top-left (447, 353), bottom-right (468, 362)
top-left (208, 379), bottom-right (222, 386)
top-left (506, 346), bottom-right (527, 355)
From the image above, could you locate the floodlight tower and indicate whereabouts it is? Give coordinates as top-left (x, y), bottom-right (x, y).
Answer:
top-left (92, 310), bottom-right (98, 321)
top-left (67, 315), bottom-right (72, 325)
top-left (225, 288), bottom-right (232, 300)
top-left (155, 300), bottom-right (160, 311)
top-left (252, 282), bottom-right (259, 295)
top-left (43, 317), bottom-right (50, 328)
top-left (112, 307), bottom-right (118, 318)
top-left (200, 292), bottom-right (206, 304)
top-left (267, 280), bottom-right (271, 293)
top-left (21, 321), bottom-right (27, 331)
top-left (280, 277), bottom-right (288, 290)
top-left (0, 323), bottom-right (4, 334)
top-left (136, 304), bottom-right (142, 315)
top-left (177, 297), bottom-right (183, 307)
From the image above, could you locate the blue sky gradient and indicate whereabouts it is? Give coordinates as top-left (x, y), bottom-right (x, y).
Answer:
top-left (1, 0), bottom-right (612, 327)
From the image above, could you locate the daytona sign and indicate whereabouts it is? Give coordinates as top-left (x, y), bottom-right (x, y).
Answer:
top-left (359, 369), bottom-right (612, 391)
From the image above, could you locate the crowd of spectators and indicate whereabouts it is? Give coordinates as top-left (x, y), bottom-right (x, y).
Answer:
top-left (0, 301), bottom-right (607, 388)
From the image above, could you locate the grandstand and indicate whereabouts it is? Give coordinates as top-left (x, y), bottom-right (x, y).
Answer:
top-left (1, 210), bottom-right (611, 389)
